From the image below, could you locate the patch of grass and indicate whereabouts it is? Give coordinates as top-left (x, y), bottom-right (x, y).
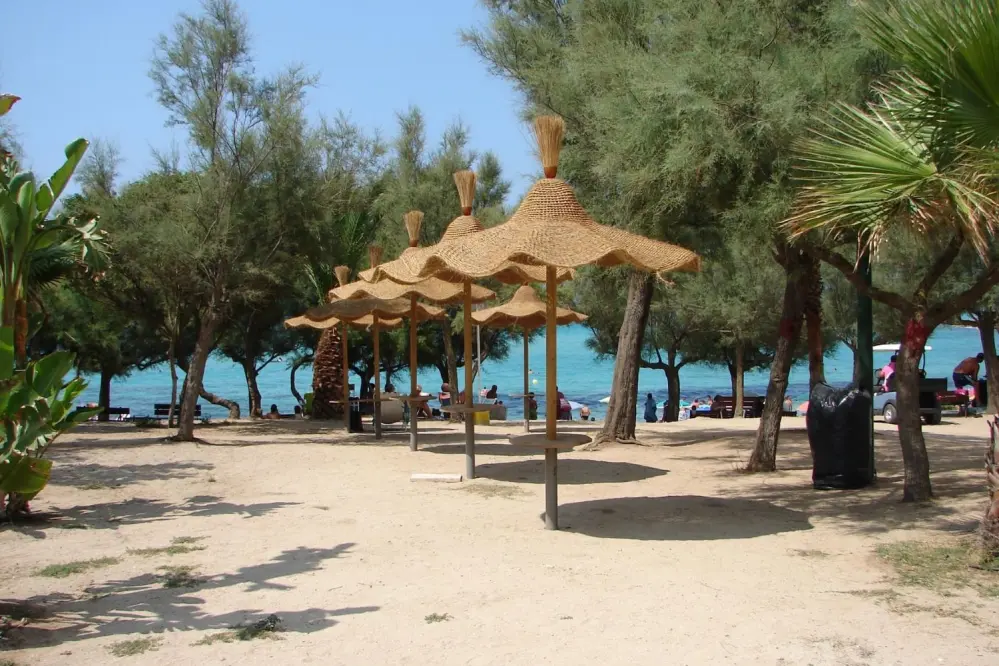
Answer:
top-left (1, 660), bottom-right (22, 666)
top-left (207, 475), bottom-right (217, 483)
top-left (107, 636), bottom-right (162, 657)
top-left (194, 630), bottom-right (238, 645)
top-left (459, 483), bottom-right (528, 500)
top-left (424, 612), bottom-right (451, 624)
top-left (194, 615), bottom-right (283, 645)
top-left (157, 565), bottom-right (202, 589)
top-left (128, 536), bottom-right (206, 558)
top-left (55, 522), bottom-right (88, 530)
top-left (791, 549), bottom-right (830, 558)
top-left (35, 557), bottom-right (121, 578)
top-left (876, 538), bottom-right (999, 605)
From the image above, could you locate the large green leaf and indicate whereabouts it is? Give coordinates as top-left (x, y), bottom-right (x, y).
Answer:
top-left (35, 138), bottom-right (89, 218)
top-left (29, 350), bottom-right (74, 396)
top-left (0, 95), bottom-right (19, 117)
top-left (0, 191), bottom-right (19, 245)
top-left (0, 326), bottom-right (13, 380)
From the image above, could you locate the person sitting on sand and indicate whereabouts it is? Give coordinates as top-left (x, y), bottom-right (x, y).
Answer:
top-left (294, 405), bottom-right (303, 419)
top-left (415, 385), bottom-right (433, 418)
top-left (644, 393), bottom-right (658, 423)
top-left (580, 404), bottom-right (591, 421)
top-left (486, 384), bottom-right (498, 401)
top-left (263, 404), bottom-right (281, 420)
top-left (439, 383), bottom-right (451, 407)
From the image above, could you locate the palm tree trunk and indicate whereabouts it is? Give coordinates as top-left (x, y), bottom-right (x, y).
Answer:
top-left (200, 387), bottom-right (240, 419)
top-left (895, 318), bottom-right (934, 501)
top-left (14, 297), bottom-right (27, 367)
top-left (590, 272), bottom-right (654, 447)
top-left (985, 417), bottom-right (999, 559)
top-left (311, 327), bottom-right (344, 420)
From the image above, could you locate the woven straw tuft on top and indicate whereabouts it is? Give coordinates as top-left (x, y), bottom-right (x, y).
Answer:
top-left (368, 245), bottom-right (383, 270)
top-left (472, 285), bottom-right (586, 331)
top-left (303, 297), bottom-right (445, 324)
top-left (332, 276), bottom-right (494, 305)
top-left (404, 211), bottom-right (424, 247)
top-left (334, 266), bottom-right (351, 289)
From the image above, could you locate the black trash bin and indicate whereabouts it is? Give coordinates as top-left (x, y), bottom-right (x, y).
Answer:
top-left (978, 378), bottom-right (988, 409)
top-left (349, 407), bottom-right (363, 433)
top-left (806, 383), bottom-right (874, 490)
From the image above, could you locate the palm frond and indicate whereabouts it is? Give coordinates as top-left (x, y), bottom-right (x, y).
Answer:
top-left (787, 91), bottom-right (999, 256)
top-left (861, 0), bottom-right (999, 148)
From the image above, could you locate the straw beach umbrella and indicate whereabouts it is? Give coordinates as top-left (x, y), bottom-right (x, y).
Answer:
top-left (472, 285), bottom-right (586, 433)
top-left (367, 116), bottom-right (700, 529)
top-left (361, 173), bottom-right (573, 480)
top-left (289, 253), bottom-right (446, 439)
top-left (332, 211), bottom-right (496, 451)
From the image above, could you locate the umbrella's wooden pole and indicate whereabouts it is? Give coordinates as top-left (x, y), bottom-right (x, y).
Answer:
top-left (523, 329), bottom-right (530, 433)
top-left (463, 281), bottom-right (475, 479)
top-left (409, 296), bottom-right (419, 451)
top-left (373, 317), bottom-right (382, 440)
top-left (544, 266), bottom-right (558, 530)
top-left (342, 322), bottom-right (350, 435)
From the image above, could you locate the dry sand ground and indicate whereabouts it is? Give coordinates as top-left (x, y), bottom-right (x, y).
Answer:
top-left (1, 414), bottom-right (998, 665)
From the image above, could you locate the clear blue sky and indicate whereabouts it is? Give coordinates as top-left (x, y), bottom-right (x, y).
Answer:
top-left (2, 0), bottom-right (539, 202)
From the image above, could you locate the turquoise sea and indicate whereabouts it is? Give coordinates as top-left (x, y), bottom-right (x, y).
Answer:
top-left (77, 324), bottom-right (995, 421)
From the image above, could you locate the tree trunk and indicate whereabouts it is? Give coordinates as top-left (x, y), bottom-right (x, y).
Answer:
top-left (14, 297), bottom-right (27, 367)
top-left (803, 253), bottom-right (826, 388)
top-left (168, 337), bottom-right (178, 428)
top-left (311, 327), bottom-right (344, 419)
top-left (176, 313), bottom-right (220, 441)
top-left (200, 387), bottom-right (240, 419)
top-left (895, 319), bottom-right (933, 501)
top-left (242, 359), bottom-right (263, 418)
top-left (748, 247), bottom-right (806, 472)
top-left (664, 364), bottom-right (681, 422)
top-left (290, 355), bottom-right (311, 407)
top-left (97, 368), bottom-right (113, 422)
top-left (733, 344), bottom-right (745, 418)
top-left (977, 312), bottom-right (999, 414)
top-left (442, 319), bottom-right (460, 423)
top-left (590, 272), bottom-right (654, 447)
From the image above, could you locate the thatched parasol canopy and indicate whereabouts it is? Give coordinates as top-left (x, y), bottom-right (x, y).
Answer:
top-left (302, 296), bottom-right (445, 324)
top-left (472, 285), bottom-right (587, 330)
top-left (284, 314), bottom-right (405, 331)
top-left (358, 174), bottom-right (574, 286)
top-left (332, 275), bottom-right (494, 305)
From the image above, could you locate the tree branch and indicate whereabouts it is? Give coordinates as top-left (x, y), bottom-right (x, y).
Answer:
top-left (804, 244), bottom-right (913, 313)
top-left (928, 263), bottom-right (999, 327)
top-left (914, 231), bottom-right (964, 304)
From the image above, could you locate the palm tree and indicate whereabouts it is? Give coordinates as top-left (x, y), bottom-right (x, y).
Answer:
top-left (305, 211), bottom-right (378, 419)
top-left (787, 0), bottom-right (999, 501)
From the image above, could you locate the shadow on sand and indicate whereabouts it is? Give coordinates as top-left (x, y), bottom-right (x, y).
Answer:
top-left (554, 495), bottom-right (812, 540)
top-left (477, 458), bottom-right (669, 484)
top-left (1, 544), bottom-right (378, 649)
top-left (3, 495), bottom-right (301, 538)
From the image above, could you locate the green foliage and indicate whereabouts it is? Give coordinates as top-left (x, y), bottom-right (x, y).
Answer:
top-left (0, 325), bottom-right (98, 489)
top-left (34, 556), bottom-right (120, 578)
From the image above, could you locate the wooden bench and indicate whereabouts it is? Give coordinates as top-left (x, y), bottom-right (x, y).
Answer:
top-left (708, 396), bottom-right (763, 419)
top-left (80, 406), bottom-right (132, 421)
top-left (153, 403), bottom-right (201, 419)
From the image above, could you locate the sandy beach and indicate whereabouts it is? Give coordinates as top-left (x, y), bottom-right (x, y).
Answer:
top-left (2, 415), bottom-right (997, 665)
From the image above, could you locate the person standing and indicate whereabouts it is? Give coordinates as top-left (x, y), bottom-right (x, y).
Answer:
top-left (953, 353), bottom-right (985, 390)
